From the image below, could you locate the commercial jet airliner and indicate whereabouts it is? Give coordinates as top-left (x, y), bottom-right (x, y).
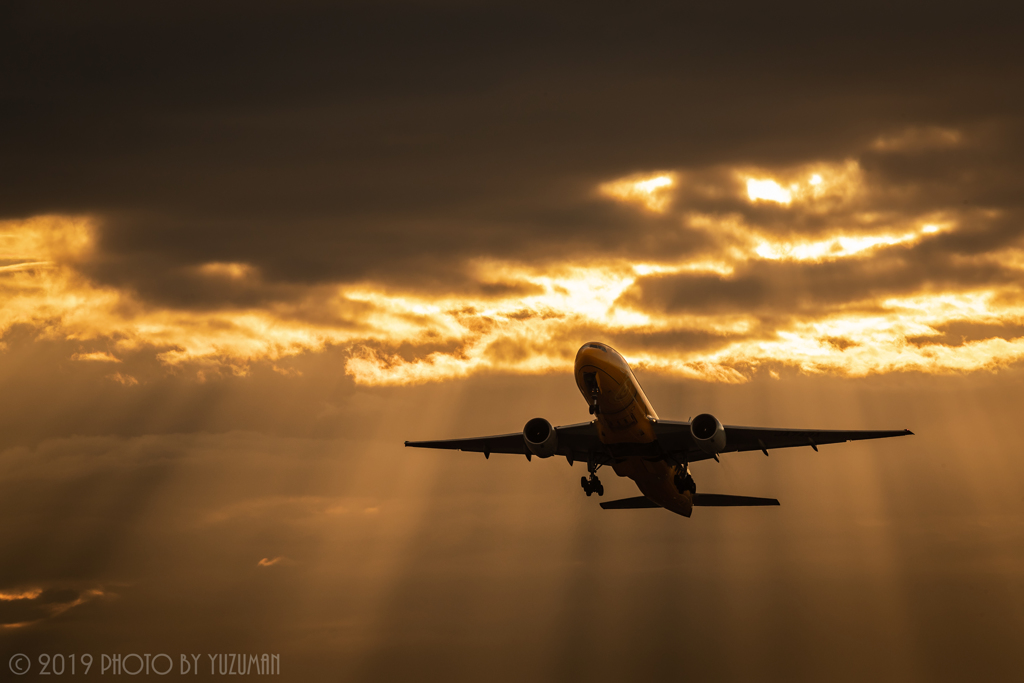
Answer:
top-left (405, 342), bottom-right (913, 517)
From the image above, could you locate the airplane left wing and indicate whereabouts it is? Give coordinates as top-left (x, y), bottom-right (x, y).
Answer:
top-left (405, 421), bottom-right (604, 460)
top-left (721, 425), bottom-right (913, 454)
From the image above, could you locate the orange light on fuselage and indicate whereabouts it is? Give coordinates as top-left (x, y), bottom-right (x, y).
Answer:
top-left (574, 342), bottom-right (658, 445)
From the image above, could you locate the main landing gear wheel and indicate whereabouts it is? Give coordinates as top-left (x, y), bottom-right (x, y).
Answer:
top-left (581, 474), bottom-right (604, 497)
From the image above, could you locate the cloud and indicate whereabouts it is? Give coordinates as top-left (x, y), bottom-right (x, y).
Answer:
top-left (0, 5), bottom-right (1023, 392)
top-left (72, 351), bottom-right (121, 362)
top-left (870, 126), bottom-right (964, 152)
top-left (0, 587), bottom-right (107, 628)
top-left (598, 173), bottom-right (676, 212)
top-left (4, 126), bottom-right (1024, 387)
top-left (107, 371), bottom-right (139, 386)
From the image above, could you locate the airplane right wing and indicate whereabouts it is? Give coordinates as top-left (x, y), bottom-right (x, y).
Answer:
top-left (721, 425), bottom-right (913, 454)
top-left (653, 419), bottom-right (912, 460)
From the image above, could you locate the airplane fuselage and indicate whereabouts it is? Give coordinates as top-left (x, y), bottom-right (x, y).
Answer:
top-left (574, 342), bottom-right (695, 516)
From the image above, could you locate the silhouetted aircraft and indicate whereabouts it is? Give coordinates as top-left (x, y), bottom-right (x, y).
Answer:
top-left (405, 342), bottom-right (913, 517)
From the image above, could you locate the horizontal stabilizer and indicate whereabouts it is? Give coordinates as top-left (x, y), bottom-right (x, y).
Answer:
top-left (692, 493), bottom-right (780, 507)
top-left (600, 496), bottom-right (661, 509)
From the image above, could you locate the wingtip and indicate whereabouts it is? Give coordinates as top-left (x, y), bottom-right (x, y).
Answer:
top-left (905, 429), bottom-right (915, 435)
top-left (404, 441), bottom-right (410, 446)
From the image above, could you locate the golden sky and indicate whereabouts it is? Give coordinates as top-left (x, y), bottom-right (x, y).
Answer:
top-left (3, 5), bottom-right (1024, 683)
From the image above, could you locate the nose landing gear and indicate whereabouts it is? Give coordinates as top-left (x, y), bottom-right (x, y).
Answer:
top-left (583, 372), bottom-right (601, 415)
top-left (674, 467), bottom-right (696, 495)
top-left (581, 473), bottom-right (604, 497)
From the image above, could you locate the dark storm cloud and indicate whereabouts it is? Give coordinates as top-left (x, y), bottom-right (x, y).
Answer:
top-left (2, 2), bottom-right (1023, 304)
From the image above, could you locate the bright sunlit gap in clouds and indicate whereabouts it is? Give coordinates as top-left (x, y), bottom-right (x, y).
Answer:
top-left (743, 160), bottom-right (863, 207)
top-left (746, 178), bottom-right (793, 204)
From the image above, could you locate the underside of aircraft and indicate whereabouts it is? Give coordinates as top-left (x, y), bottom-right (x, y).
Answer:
top-left (405, 342), bottom-right (913, 517)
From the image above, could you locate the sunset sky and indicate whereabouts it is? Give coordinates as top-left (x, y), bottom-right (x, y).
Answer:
top-left (3, 3), bottom-right (1024, 681)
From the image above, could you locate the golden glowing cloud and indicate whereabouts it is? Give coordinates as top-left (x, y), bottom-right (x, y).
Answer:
top-left (3, 141), bottom-right (1023, 398)
top-left (1, 217), bottom-right (364, 374)
top-left (0, 587), bottom-right (107, 629)
top-left (753, 223), bottom-right (949, 261)
top-left (871, 126), bottom-right (963, 152)
top-left (639, 288), bottom-right (1024, 380)
top-left (599, 173), bottom-right (676, 212)
top-left (108, 372), bottom-right (139, 386)
top-left (72, 351), bottom-right (121, 362)
top-left (0, 589), bottom-right (43, 601)
top-left (738, 160), bottom-right (864, 208)
top-left (197, 262), bottom-right (257, 279)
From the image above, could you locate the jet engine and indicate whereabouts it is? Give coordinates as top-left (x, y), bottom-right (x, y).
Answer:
top-left (523, 417), bottom-right (558, 457)
top-left (690, 413), bottom-right (726, 455)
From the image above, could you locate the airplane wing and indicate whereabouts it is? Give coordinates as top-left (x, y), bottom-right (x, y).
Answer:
top-left (407, 419), bottom-right (911, 462)
top-left (405, 421), bottom-right (604, 460)
top-left (653, 420), bottom-right (913, 460)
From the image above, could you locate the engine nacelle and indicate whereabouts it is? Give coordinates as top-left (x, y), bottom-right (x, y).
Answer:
top-left (523, 417), bottom-right (558, 457)
top-left (690, 413), bottom-right (726, 455)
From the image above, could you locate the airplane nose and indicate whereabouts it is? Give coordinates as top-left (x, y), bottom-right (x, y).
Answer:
top-left (576, 341), bottom-right (608, 357)
top-left (575, 342), bottom-right (631, 380)
top-left (575, 343), bottom-right (607, 367)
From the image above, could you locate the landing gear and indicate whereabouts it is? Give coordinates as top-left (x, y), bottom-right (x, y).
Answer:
top-left (581, 458), bottom-right (604, 497)
top-left (673, 466), bottom-right (696, 495)
top-left (583, 372), bottom-right (601, 415)
top-left (581, 474), bottom-right (604, 497)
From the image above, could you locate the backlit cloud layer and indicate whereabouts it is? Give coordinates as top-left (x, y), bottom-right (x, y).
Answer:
top-left (5, 143), bottom-right (1023, 386)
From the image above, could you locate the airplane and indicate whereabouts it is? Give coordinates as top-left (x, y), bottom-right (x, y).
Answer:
top-left (405, 341), bottom-right (913, 517)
